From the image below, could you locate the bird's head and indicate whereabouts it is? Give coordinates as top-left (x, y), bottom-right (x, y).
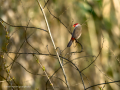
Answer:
top-left (73, 23), bottom-right (79, 27)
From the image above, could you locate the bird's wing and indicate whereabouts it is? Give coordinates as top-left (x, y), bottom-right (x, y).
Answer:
top-left (72, 25), bottom-right (82, 39)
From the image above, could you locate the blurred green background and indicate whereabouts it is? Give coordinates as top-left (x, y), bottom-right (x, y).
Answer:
top-left (0, 0), bottom-right (120, 90)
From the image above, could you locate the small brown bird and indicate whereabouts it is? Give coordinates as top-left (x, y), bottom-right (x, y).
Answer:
top-left (67, 23), bottom-right (82, 47)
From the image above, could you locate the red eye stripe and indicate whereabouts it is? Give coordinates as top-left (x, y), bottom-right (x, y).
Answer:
top-left (73, 23), bottom-right (78, 27)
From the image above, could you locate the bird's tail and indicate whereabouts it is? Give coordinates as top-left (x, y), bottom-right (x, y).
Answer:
top-left (67, 39), bottom-right (73, 47)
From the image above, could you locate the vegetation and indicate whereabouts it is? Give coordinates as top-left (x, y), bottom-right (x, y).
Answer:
top-left (0, 0), bottom-right (120, 90)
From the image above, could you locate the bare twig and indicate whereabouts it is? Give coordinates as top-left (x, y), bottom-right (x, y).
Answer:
top-left (33, 55), bottom-right (54, 89)
top-left (36, 0), bottom-right (70, 90)
top-left (85, 80), bottom-right (120, 90)
top-left (43, 0), bottom-right (50, 9)
top-left (0, 18), bottom-right (47, 32)
top-left (81, 34), bottom-right (104, 72)
top-left (0, 74), bottom-right (15, 90)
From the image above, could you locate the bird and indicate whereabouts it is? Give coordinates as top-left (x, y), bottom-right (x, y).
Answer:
top-left (67, 23), bottom-right (82, 47)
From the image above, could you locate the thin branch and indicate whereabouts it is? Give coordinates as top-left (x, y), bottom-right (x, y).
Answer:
top-left (33, 55), bottom-right (54, 89)
top-left (43, 0), bottom-right (50, 9)
top-left (5, 51), bottom-right (68, 87)
top-left (9, 29), bottom-right (36, 70)
top-left (47, 8), bottom-right (68, 29)
top-left (85, 80), bottom-right (120, 90)
top-left (36, 0), bottom-right (70, 90)
top-left (0, 74), bottom-right (15, 90)
top-left (94, 64), bottom-right (120, 86)
top-left (81, 34), bottom-right (104, 72)
top-left (1, 51), bottom-right (91, 90)
top-left (0, 18), bottom-right (48, 32)
top-left (46, 59), bottom-right (91, 89)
